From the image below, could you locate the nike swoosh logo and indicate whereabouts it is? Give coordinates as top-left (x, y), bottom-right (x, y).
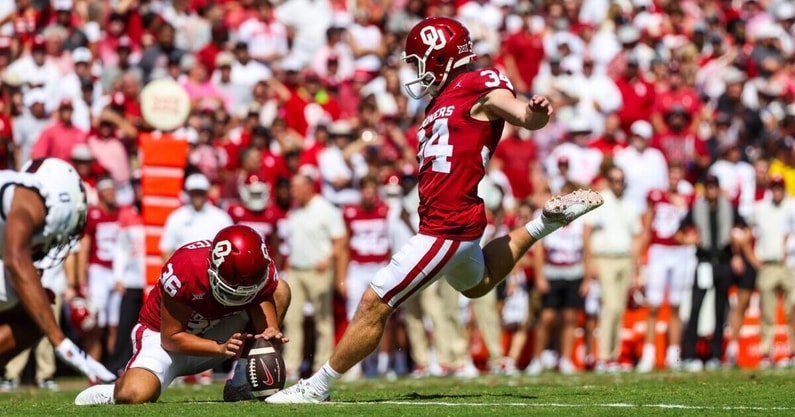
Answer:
top-left (260, 358), bottom-right (274, 386)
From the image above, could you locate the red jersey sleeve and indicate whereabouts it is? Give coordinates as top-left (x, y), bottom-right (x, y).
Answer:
top-left (159, 241), bottom-right (212, 303)
top-left (463, 66), bottom-right (516, 98)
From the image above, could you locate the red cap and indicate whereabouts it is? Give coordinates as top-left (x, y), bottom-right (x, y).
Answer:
top-left (353, 69), bottom-right (371, 83)
top-left (32, 36), bottom-right (46, 49)
top-left (59, 97), bottom-right (74, 109)
top-left (770, 175), bottom-right (786, 188)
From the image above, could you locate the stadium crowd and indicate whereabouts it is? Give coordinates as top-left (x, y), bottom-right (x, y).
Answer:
top-left (2, 0), bottom-right (795, 390)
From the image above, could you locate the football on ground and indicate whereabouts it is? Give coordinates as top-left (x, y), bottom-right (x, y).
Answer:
top-left (246, 338), bottom-right (286, 399)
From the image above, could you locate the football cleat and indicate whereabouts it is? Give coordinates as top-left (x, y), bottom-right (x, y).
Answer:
top-left (542, 189), bottom-right (604, 224)
top-left (264, 379), bottom-right (329, 404)
top-left (74, 384), bottom-right (115, 405)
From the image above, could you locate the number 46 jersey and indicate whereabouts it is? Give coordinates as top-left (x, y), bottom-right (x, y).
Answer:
top-left (137, 240), bottom-right (279, 334)
top-left (416, 67), bottom-right (514, 241)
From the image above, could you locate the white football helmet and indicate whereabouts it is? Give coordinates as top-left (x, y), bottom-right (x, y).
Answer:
top-left (22, 158), bottom-right (88, 267)
top-left (239, 174), bottom-right (270, 212)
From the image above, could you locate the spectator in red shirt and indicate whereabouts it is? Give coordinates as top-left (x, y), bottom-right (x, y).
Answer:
top-left (0, 110), bottom-right (12, 170)
top-left (614, 55), bottom-right (656, 133)
top-left (650, 62), bottom-right (702, 133)
top-left (491, 124), bottom-right (541, 202)
top-left (501, 11), bottom-right (545, 96)
top-left (650, 106), bottom-right (710, 183)
top-left (31, 98), bottom-right (86, 161)
top-left (283, 69), bottom-right (341, 137)
top-left (196, 24), bottom-right (229, 75)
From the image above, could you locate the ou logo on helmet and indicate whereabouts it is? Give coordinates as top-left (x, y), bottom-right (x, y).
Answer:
top-left (212, 240), bottom-right (233, 267)
top-left (420, 26), bottom-right (447, 51)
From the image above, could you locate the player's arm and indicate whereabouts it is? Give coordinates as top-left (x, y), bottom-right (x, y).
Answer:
top-left (4, 187), bottom-right (63, 346)
top-left (476, 89), bottom-right (553, 131)
top-left (160, 294), bottom-right (244, 358)
top-left (335, 232), bottom-right (350, 297)
top-left (639, 204), bottom-right (654, 253)
top-left (76, 232), bottom-right (90, 293)
top-left (63, 251), bottom-right (79, 302)
top-left (248, 296), bottom-right (288, 344)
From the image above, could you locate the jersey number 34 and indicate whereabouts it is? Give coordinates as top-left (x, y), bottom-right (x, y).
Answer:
top-left (417, 118), bottom-right (452, 174)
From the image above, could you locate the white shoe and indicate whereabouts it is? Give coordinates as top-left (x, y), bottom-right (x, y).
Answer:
top-left (525, 359), bottom-right (543, 376)
top-left (665, 346), bottom-right (682, 370)
top-left (540, 350), bottom-right (559, 370)
top-left (683, 359), bottom-right (703, 373)
top-left (264, 379), bottom-right (329, 404)
top-left (75, 384), bottom-right (115, 405)
top-left (0, 379), bottom-right (17, 392)
top-left (453, 363), bottom-right (480, 379)
top-left (726, 342), bottom-right (739, 368)
top-left (542, 189), bottom-right (604, 224)
top-left (704, 358), bottom-right (722, 371)
top-left (558, 358), bottom-right (576, 375)
top-left (636, 357), bottom-right (655, 373)
top-left (493, 358), bottom-right (519, 376)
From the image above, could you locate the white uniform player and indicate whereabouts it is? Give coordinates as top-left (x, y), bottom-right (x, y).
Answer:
top-left (0, 158), bottom-right (116, 384)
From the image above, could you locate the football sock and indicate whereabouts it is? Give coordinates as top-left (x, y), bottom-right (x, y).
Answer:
top-left (642, 343), bottom-right (656, 361)
top-left (308, 361), bottom-right (341, 394)
top-left (666, 345), bottom-right (681, 362)
top-left (228, 358), bottom-right (248, 387)
top-left (525, 215), bottom-right (563, 240)
top-left (377, 352), bottom-right (389, 376)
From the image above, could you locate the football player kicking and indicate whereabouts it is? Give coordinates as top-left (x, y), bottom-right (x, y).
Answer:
top-left (0, 157), bottom-right (116, 384)
top-left (265, 17), bottom-right (603, 404)
top-left (75, 224), bottom-right (291, 405)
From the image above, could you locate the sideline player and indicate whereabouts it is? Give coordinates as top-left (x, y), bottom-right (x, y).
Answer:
top-left (636, 163), bottom-right (695, 372)
top-left (0, 157), bottom-right (116, 384)
top-left (266, 17), bottom-right (602, 403)
top-left (74, 225), bottom-right (291, 404)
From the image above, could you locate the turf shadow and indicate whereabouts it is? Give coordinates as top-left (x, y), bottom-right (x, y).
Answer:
top-left (354, 392), bottom-right (539, 402)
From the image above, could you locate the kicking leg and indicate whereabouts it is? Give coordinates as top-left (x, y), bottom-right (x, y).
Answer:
top-left (464, 190), bottom-right (603, 298)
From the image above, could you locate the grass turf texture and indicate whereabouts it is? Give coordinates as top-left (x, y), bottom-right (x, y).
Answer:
top-left (3, 370), bottom-right (795, 417)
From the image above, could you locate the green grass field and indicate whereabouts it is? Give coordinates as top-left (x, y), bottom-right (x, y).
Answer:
top-left (4, 369), bottom-right (795, 417)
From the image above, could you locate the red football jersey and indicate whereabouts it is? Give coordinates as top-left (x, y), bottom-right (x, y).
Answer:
top-left (416, 67), bottom-right (513, 240)
top-left (647, 189), bottom-right (693, 246)
top-left (137, 240), bottom-right (279, 334)
top-left (342, 201), bottom-right (391, 264)
top-left (85, 206), bottom-right (120, 268)
top-left (227, 203), bottom-right (277, 246)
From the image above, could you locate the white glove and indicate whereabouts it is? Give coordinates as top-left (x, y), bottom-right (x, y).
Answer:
top-left (55, 338), bottom-right (117, 384)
